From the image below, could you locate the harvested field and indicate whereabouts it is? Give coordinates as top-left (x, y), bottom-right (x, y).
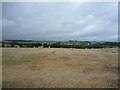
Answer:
top-left (2, 48), bottom-right (118, 88)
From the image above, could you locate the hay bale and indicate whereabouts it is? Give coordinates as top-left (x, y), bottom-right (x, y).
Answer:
top-left (48, 46), bottom-right (50, 48)
top-left (112, 50), bottom-right (115, 53)
top-left (105, 49), bottom-right (109, 52)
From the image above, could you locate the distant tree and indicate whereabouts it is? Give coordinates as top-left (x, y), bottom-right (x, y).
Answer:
top-left (69, 40), bottom-right (74, 42)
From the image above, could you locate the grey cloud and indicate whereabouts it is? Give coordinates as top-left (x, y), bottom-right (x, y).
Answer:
top-left (2, 2), bottom-right (118, 41)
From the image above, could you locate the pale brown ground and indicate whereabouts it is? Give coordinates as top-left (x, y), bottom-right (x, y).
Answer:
top-left (2, 48), bottom-right (118, 88)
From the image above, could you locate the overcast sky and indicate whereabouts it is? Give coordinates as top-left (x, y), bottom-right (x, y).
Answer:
top-left (2, 2), bottom-right (118, 41)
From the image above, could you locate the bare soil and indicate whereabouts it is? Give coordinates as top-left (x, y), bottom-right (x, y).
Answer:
top-left (2, 48), bottom-right (118, 88)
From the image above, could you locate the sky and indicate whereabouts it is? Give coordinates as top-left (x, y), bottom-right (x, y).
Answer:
top-left (2, 2), bottom-right (118, 41)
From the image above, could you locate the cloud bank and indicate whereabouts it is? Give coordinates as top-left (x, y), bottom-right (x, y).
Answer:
top-left (2, 2), bottom-right (118, 41)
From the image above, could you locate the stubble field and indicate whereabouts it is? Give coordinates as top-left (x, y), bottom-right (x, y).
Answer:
top-left (2, 48), bottom-right (118, 88)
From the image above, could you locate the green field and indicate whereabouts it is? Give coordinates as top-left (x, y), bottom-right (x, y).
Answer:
top-left (17, 41), bottom-right (88, 45)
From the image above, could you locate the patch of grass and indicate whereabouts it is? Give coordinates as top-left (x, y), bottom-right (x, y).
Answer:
top-left (2, 56), bottom-right (20, 65)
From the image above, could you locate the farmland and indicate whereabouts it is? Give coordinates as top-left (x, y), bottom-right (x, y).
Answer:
top-left (2, 40), bottom-right (119, 49)
top-left (2, 47), bottom-right (118, 88)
